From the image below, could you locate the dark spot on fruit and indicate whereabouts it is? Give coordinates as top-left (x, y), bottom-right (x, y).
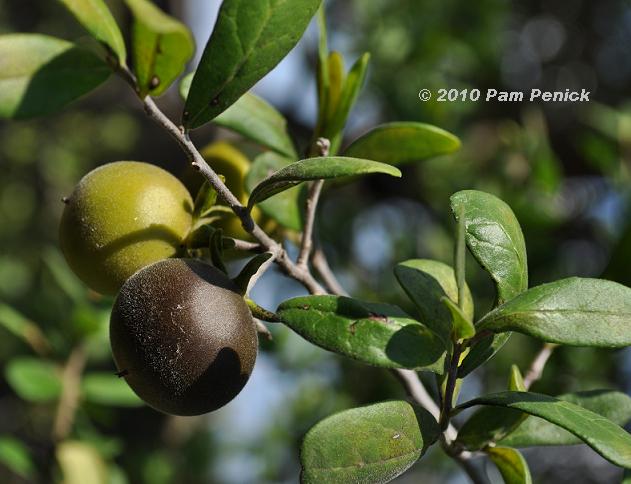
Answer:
top-left (349, 321), bottom-right (358, 335)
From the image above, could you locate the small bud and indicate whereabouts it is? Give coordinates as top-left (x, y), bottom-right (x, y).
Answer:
top-left (149, 76), bottom-right (160, 89)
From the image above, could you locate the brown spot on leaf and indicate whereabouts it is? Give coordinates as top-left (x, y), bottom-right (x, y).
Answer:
top-left (368, 312), bottom-right (390, 324)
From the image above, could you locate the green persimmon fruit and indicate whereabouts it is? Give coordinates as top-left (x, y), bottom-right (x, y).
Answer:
top-left (110, 258), bottom-right (257, 415)
top-left (60, 161), bottom-right (194, 295)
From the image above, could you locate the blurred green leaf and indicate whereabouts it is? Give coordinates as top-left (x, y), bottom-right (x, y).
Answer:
top-left (343, 122), bottom-right (460, 165)
top-left (487, 447), bottom-right (532, 484)
top-left (209, 228), bottom-right (227, 274)
top-left (300, 401), bottom-right (439, 483)
top-left (246, 152), bottom-right (305, 231)
top-left (5, 357), bottom-right (62, 402)
top-left (478, 278), bottom-right (631, 347)
top-left (0, 435), bottom-right (35, 479)
top-left (623, 469), bottom-right (631, 484)
top-left (125, 0), bottom-right (194, 97)
top-left (57, 440), bottom-right (109, 484)
top-left (0, 303), bottom-right (50, 354)
top-left (441, 297), bottom-right (475, 341)
top-left (450, 190), bottom-right (528, 304)
top-left (81, 373), bottom-right (143, 407)
top-left (394, 259), bottom-right (473, 344)
top-left (248, 157), bottom-right (401, 209)
top-left (499, 390), bottom-right (631, 447)
top-left (509, 365), bottom-right (526, 392)
top-left (324, 52), bottom-right (344, 126)
top-left (0, 34), bottom-right (110, 119)
top-left (214, 93), bottom-right (297, 158)
top-left (43, 247), bottom-right (86, 303)
top-left (277, 295), bottom-right (446, 372)
top-left (193, 181), bottom-right (219, 218)
top-left (459, 391), bottom-right (631, 468)
top-left (58, 0), bottom-right (127, 64)
top-left (183, 0), bottom-right (321, 129)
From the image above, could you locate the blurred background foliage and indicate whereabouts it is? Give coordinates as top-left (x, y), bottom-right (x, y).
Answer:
top-left (1, 0), bottom-right (631, 482)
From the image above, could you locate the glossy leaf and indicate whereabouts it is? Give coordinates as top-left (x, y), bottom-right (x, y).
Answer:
top-left (456, 405), bottom-right (527, 451)
top-left (450, 190), bottom-right (528, 304)
top-left (233, 253), bottom-right (273, 295)
top-left (246, 152), bottom-right (305, 231)
top-left (478, 277), bottom-right (631, 347)
top-left (394, 259), bottom-right (473, 344)
top-left (248, 157), bottom-right (401, 210)
top-left (459, 391), bottom-right (631, 468)
top-left (441, 297), bottom-right (475, 341)
top-left (58, 0), bottom-right (127, 64)
top-left (458, 333), bottom-right (511, 377)
top-left (81, 373), bottom-right (143, 407)
top-left (0, 34), bottom-right (110, 119)
top-left (277, 295), bottom-right (446, 372)
top-left (499, 390), bottom-right (631, 448)
top-left (125, 0), bottom-right (194, 97)
top-left (0, 303), bottom-right (50, 354)
top-left (300, 401), bottom-right (439, 484)
top-left (0, 436), bottom-right (34, 479)
top-left (183, 0), bottom-right (321, 129)
top-left (487, 447), bottom-right (532, 484)
top-left (343, 122), bottom-right (460, 165)
top-left (5, 357), bottom-right (61, 402)
top-left (181, 75), bottom-right (297, 158)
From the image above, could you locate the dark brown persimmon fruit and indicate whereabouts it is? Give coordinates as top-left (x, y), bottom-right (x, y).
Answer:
top-left (110, 258), bottom-right (257, 416)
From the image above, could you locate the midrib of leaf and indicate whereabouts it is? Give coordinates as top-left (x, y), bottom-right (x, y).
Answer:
top-left (487, 308), bottom-right (631, 319)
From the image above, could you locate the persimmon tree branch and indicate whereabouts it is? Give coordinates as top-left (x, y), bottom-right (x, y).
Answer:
top-left (524, 343), bottom-right (558, 390)
top-left (138, 95), bottom-right (326, 296)
top-left (52, 345), bottom-right (87, 441)
top-left (297, 138), bottom-right (329, 268)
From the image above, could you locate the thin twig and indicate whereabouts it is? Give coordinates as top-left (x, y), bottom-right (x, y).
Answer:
top-left (440, 344), bottom-right (463, 431)
top-left (523, 343), bottom-right (558, 390)
top-left (297, 138), bottom-right (330, 268)
top-left (52, 345), bottom-right (87, 441)
top-left (245, 253), bottom-right (276, 296)
top-left (225, 238), bottom-right (263, 253)
top-left (311, 246), bottom-right (348, 296)
top-left (139, 96), bottom-right (326, 296)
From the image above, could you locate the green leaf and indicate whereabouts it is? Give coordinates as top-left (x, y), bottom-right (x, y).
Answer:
top-left (487, 447), bottom-right (532, 484)
top-left (277, 295), bottom-right (446, 372)
top-left (5, 357), bottom-right (62, 402)
top-left (245, 152), bottom-right (305, 231)
top-left (0, 436), bottom-right (35, 479)
top-left (248, 156), bottom-right (401, 210)
top-left (441, 297), bottom-right (475, 341)
top-left (233, 253), bottom-right (273, 295)
top-left (458, 333), bottom-right (511, 378)
top-left (81, 373), bottom-right (143, 407)
top-left (215, 93), bottom-right (297, 158)
top-left (325, 53), bottom-right (370, 152)
top-left (315, 5), bottom-right (329, 133)
top-left (183, 0), bottom-right (322, 129)
top-left (324, 51), bottom-right (345, 126)
top-left (450, 190), bottom-right (528, 304)
top-left (300, 401), bottom-right (439, 484)
top-left (458, 391), bottom-right (631, 468)
top-left (0, 34), bottom-right (110, 119)
top-left (58, 0), bottom-right (127, 65)
top-left (456, 405), bottom-right (527, 451)
top-left (209, 228), bottom-right (227, 274)
top-left (193, 181), bottom-right (218, 218)
top-left (509, 365), bottom-right (526, 392)
top-left (394, 259), bottom-right (473, 344)
top-left (499, 390), bottom-right (631, 448)
top-left (125, 0), bottom-right (194, 97)
top-left (343, 122), bottom-right (460, 166)
top-left (180, 76), bottom-right (297, 158)
top-left (477, 277), bottom-right (631, 347)
top-left (0, 303), bottom-right (50, 354)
